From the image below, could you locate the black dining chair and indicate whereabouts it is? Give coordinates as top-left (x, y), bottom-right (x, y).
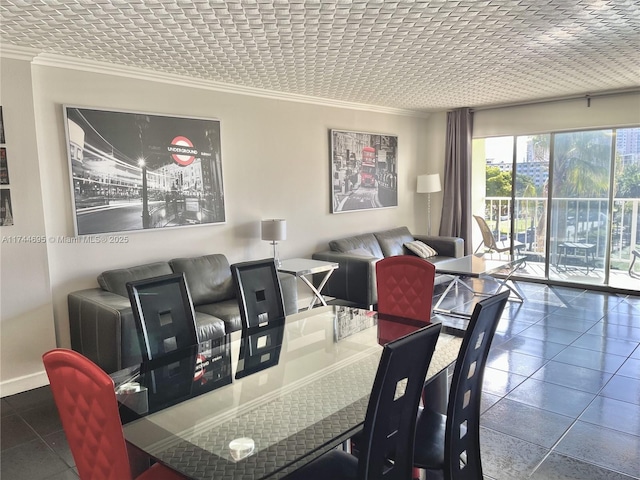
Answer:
top-left (285, 322), bottom-right (443, 480)
top-left (126, 272), bottom-right (199, 362)
top-left (231, 258), bottom-right (286, 329)
top-left (126, 273), bottom-right (201, 403)
top-left (413, 290), bottom-right (509, 480)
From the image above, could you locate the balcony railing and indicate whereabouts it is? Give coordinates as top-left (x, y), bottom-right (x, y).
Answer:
top-left (483, 196), bottom-right (640, 273)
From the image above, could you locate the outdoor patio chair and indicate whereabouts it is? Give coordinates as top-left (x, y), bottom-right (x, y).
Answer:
top-left (473, 215), bottom-right (525, 254)
top-left (630, 249), bottom-right (640, 279)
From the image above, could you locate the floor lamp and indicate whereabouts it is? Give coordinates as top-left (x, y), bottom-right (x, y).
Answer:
top-left (417, 174), bottom-right (441, 235)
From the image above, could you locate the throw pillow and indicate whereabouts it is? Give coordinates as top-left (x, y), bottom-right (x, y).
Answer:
top-left (404, 240), bottom-right (438, 258)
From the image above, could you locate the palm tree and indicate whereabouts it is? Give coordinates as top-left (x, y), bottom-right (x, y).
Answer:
top-left (552, 131), bottom-right (611, 197)
top-left (534, 130), bottom-right (612, 264)
top-left (533, 131), bottom-right (612, 260)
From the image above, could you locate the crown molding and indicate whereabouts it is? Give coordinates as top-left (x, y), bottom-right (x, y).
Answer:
top-left (0, 43), bottom-right (430, 118)
top-left (0, 43), bottom-right (40, 61)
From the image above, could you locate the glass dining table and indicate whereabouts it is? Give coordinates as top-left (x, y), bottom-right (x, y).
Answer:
top-left (112, 305), bottom-right (463, 480)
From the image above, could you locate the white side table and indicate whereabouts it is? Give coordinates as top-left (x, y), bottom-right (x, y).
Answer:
top-left (278, 258), bottom-right (339, 310)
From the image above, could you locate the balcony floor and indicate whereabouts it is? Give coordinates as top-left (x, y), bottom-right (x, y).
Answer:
top-left (512, 260), bottom-right (640, 293)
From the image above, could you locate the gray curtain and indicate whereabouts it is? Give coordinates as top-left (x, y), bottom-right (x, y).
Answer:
top-left (439, 107), bottom-right (473, 254)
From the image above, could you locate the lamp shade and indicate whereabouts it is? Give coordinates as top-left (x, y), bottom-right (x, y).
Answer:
top-left (417, 173), bottom-right (441, 194)
top-left (261, 219), bottom-right (287, 241)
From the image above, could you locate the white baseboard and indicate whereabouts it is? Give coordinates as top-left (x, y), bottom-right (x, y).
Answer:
top-left (0, 370), bottom-right (49, 398)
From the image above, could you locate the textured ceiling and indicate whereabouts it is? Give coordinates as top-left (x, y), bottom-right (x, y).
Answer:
top-left (1, 0), bottom-right (639, 112)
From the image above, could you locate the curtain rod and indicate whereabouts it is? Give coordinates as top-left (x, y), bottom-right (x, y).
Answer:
top-left (470, 88), bottom-right (640, 112)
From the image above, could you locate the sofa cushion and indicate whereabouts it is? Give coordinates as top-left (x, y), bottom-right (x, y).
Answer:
top-left (405, 240), bottom-right (438, 258)
top-left (194, 311), bottom-right (226, 342)
top-left (195, 299), bottom-right (243, 333)
top-left (98, 262), bottom-right (173, 298)
top-left (374, 226), bottom-right (414, 257)
top-left (329, 233), bottom-right (384, 258)
top-left (170, 254), bottom-right (235, 305)
top-left (346, 248), bottom-right (376, 257)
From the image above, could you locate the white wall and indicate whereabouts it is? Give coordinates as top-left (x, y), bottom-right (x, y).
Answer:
top-left (415, 111), bottom-right (447, 233)
top-left (1, 54), bottom-right (435, 395)
top-left (0, 55), bottom-right (58, 396)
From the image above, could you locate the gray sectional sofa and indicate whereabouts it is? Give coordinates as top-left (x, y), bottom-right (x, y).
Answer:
top-left (68, 253), bottom-right (298, 373)
top-left (312, 226), bottom-right (464, 308)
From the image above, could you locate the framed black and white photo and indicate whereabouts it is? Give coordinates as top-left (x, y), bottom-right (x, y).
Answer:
top-left (64, 107), bottom-right (225, 235)
top-left (1, 189), bottom-right (13, 226)
top-left (0, 106), bottom-right (5, 144)
top-left (330, 129), bottom-right (398, 213)
top-left (0, 147), bottom-right (9, 185)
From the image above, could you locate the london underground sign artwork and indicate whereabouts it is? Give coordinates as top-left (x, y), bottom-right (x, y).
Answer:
top-left (168, 135), bottom-right (198, 166)
top-left (64, 107), bottom-right (225, 234)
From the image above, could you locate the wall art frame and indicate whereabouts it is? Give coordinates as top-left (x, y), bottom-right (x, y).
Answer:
top-left (64, 106), bottom-right (225, 236)
top-left (1, 189), bottom-right (13, 226)
top-left (0, 106), bottom-right (5, 144)
top-left (330, 129), bottom-right (398, 213)
top-left (0, 147), bottom-right (9, 185)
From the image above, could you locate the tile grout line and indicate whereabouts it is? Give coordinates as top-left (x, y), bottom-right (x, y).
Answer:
top-left (527, 305), bottom-right (639, 478)
top-left (482, 291), bottom-right (638, 478)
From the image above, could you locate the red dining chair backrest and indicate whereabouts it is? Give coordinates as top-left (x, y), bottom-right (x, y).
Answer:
top-left (43, 348), bottom-right (187, 480)
top-left (43, 348), bottom-right (136, 480)
top-left (376, 255), bottom-right (436, 322)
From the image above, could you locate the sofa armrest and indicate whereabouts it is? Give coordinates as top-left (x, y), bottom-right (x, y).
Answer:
top-left (68, 288), bottom-right (141, 373)
top-left (312, 251), bottom-right (379, 308)
top-left (413, 235), bottom-right (464, 258)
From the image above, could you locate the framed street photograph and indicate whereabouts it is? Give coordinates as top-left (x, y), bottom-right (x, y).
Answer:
top-left (0, 147), bottom-right (8, 185)
top-left (1, 189), bottom-right (13, 226)
top-left (330, 129), bottom-right (398, 213)
top-left (0, 106), bottom-right (4, 144)
top-left (64, 106), bottom-right (225, 235)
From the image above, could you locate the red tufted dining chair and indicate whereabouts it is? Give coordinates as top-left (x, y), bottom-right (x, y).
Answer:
top-left (42, 348), bottom-right (187, 480)
top-left (376, 255), bottom-right (436, 322)
top-left (375, 255), bottom-right (436, 480)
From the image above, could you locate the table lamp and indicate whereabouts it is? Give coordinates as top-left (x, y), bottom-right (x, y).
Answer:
top-left (417, 173), bottom-right (441, 235)
top-left (261, 219), bottom-right (286, 267)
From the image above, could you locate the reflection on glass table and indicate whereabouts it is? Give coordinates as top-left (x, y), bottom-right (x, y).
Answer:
top-left (115, 305), bottom-right (463, 480)
top-left (236, 319), bottom-right (285, 379)
top-left (113, 336), bottom-right (232, 422)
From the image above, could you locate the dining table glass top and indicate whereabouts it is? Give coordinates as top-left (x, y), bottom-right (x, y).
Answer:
top-left (113, 306), bottom-right (463, 480)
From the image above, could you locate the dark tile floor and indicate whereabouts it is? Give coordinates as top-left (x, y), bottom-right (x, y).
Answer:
top-left (1, 282), bottom-right (639, 480)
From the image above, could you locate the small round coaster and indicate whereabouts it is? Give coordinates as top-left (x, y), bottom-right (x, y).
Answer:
top-left (229, 437), bottom-right (255, 461)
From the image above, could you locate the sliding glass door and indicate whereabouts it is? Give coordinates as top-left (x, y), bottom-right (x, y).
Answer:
top-left (474, 127), bottom-right (640, 291)
top-left (610, 128), bottom-right (640, 288)
top-left (548, 130), bottom-right (613, 285)
top-left (514, 135), bottom-right (549, 279)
